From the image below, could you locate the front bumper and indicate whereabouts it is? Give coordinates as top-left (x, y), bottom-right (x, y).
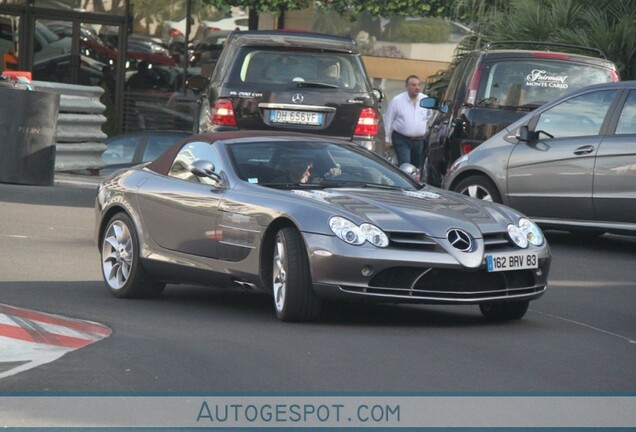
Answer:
top-left (304, 232), bottom-right (550, 305)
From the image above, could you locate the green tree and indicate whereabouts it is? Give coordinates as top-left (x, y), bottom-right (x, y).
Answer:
top-left (317, 0), bottom-right (446, 19)
top-left (201, 0), bottom-right (309, 28)
top-left (557, 1), bottom-right (636, 79)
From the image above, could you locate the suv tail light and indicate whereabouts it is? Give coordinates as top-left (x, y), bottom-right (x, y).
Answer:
top-left (353, 107), bottom-right (379, 136)
top-left (212, 99), bottom-right (237, 127)
top-left (465, 62), bottom-right (484, 106)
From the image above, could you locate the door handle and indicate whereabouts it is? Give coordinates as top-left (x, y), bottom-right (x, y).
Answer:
top-left (574, 145), bottom-right (595, 155)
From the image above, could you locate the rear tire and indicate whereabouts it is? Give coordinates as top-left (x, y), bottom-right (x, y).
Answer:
top-left (479, 301), bottom-right (529, 321)
top-left (272, 227), bottom-right (321, 322)
top-left (101, 213), bottom-right (165, 299)
top-left (454, 175), bottom-right (502, 203)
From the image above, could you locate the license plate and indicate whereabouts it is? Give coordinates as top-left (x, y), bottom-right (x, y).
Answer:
top-left (270, 110), bottom-right (323, 125)
top-left (486, 251), bottom-right (538, 272)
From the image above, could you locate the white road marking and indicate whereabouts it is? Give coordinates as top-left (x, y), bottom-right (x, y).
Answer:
top-left (0, 304), bottom-right (111, 379)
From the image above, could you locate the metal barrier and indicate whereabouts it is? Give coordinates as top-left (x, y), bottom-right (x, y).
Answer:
top-left (33, 81), bottom-right (107, 172)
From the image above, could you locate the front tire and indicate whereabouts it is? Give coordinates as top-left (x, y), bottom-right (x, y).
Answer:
top-left (454, 175), bottom-right (502, 203)
top-left (272, 227), bottom-right (321, 322)
top-left (101, 213), bottom-right (165, 298)
top-left (479, 301), bottom-right (529, 321)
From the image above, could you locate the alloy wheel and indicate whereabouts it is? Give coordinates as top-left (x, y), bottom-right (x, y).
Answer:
top-left (273, 236), bottom-right (287, 313)
top-left (461, 184), bottom-right (494, 202)
top-left (102, 220), bottom-right (133, 290)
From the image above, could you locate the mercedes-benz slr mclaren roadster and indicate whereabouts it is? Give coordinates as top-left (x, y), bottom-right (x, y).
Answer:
top-left (96, 131), bottom-right (551, 322)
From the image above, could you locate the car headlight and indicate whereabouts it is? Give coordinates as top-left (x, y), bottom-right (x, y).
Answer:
top-left (329, 217), bottom-right (388, 248)
top-left (329, 217), bottom-right (365, 245)
top-left (507, 224), bottom-right (529, 248)
top-left (507, 218), bottom-right (544, 248)
top-left (360, 223), bottom-right (389, 247)
top-left (519, 217), bottom-right (544, 246)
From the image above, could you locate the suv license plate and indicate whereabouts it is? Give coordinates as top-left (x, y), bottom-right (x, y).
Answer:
top-left (486, 251), bottom-right (538, 272)
top-left (270, 110), bottom-right (323, 125)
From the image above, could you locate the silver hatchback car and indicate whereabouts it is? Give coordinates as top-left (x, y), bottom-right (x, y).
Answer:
top-left (443, 81), bottom-right (636, 236)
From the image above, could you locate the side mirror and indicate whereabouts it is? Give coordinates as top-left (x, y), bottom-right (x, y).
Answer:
top-left (517, 125), bottom-right (530, 142)
top-left (399, 163), bottom-right (421, 181)
top-left (187, 75), bottom-right (208, 93)
top-left (190, 160), bottom-right (223, 187)
top-left (373, 88), bottom-right (385, 102)
top-left (419, 96), bottom-right (448, 113)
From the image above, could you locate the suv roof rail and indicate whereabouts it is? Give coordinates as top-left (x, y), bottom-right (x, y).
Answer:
top-left (483, 41), bottom-right (607, 59)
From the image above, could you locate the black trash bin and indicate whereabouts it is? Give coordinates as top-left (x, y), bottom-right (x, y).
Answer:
top-left (0, 85), bottom-right (60, 186)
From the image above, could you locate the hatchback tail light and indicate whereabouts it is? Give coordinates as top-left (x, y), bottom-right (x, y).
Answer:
top-left (353, 107), bottom-right (379, 136)
top-left (465, 62), bottom-right (484, 106)
top-left (212, 99), bottom-right (237, 127)
top-left (611, 69), bottom-right (620, 82)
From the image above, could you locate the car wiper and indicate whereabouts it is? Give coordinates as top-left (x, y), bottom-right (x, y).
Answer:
top-left (262, 182), bottom-right (326, 189)
top-left (360, 182), bottom-right (404, 191)
top-left (295, 81), bottom-right (339, 89)
top-left (319, 180), bottom-right (404, 191)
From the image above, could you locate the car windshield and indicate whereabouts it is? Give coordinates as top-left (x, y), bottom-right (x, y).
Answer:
top-left (230, 48), bottom-right (369, 91)
top-left (226, 139), bottom-right (419, 190)
top-left (476, 59), bottom-right (615, 110)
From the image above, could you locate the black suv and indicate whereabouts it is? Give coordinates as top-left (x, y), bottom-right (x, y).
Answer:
top-left (421, 41), bottom-right (619, 186)
top-left (188, 31), bottom-right (384, 153)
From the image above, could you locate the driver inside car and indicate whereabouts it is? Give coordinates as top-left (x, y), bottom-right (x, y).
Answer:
top-left (279, 157), bottom-right (342, 184)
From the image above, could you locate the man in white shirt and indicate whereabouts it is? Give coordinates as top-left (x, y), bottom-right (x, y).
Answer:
top-left (384, 75), bottom-right (432, 169)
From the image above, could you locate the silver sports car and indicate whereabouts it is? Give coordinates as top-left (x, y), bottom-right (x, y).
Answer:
top-left (96, 131), bottom-right (551, 322)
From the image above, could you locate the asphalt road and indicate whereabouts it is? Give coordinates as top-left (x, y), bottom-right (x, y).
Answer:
top-left (0, 181), bottom-right (635, 393)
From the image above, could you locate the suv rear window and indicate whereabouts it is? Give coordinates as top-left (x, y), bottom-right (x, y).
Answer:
top-left (228, 48), bottom-right (369, 92)
top-left (477, 59), bottom-right (615, 109)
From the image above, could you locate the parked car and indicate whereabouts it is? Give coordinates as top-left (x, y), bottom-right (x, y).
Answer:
top-left (32, 52), bottom-right (105, 86)
top-left (197, 13), bottom-right (248, 40)
top-left (187, 31), bottom-right (386, 156)
top-left (160, 14), bottom-right (197, 47)
top-left (1, 18), bottom-right (70, 73)
top-left (99, 131), bottom-right (189, 175)
top-left (189, 30), bottom-right (230, 73)
top-left (96, 131), bottom-right (551, 322)
top-left (421, 41), bottom-right (620, 186)
top-left (443, 81), bottom-right (636, 237)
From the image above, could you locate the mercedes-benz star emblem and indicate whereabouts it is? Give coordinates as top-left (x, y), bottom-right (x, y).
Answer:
top-left (292, 93), bottom-right (304, 104)
top-left (447, 229), bottom-right (473, 252)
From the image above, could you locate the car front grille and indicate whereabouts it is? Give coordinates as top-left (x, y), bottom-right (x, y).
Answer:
top-left (386, 232), bottom-right (440, 251)
top-left (386, 230), bottom-right (515, 253)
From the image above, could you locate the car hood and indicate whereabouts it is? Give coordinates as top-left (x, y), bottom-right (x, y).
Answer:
top-left (289, 186), bottom-right (520, 238)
